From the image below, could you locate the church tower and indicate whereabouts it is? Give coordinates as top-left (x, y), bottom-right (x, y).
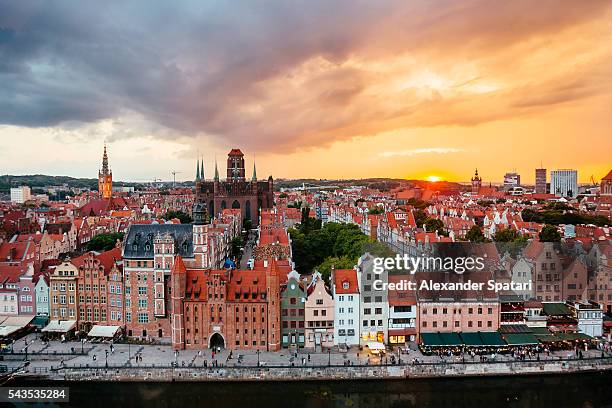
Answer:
top-left (226, 148), bottom-right (246, 182)
top-left (471, 168), bottom-right (482, 195)
top-left (98, 144), bottom-right (113, 199)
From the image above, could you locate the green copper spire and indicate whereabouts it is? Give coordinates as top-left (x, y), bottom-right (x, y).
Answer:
top-left (201, 156), bottom-right (205, 180)
top-left (196, 158), bottom-right (200, 181)
top-left (252, 160), bottom-right (257, 181)
top-left (214, 157), bottom-right (219, 181)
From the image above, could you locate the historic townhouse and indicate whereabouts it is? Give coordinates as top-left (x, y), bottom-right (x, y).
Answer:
top-left (33, 272), bottom-right (50, 319)
top-left (417, 271), bottom-right (500, 337)
top-left (72, 247), bottom-right (123, 331)
top-left (304, 272), bottom-right (334, 350)
top-left (123, 223), bottom-right (194, 339)
top-left (332, 268), bottom-right (360, 346)
top-left (49, 261), bottom-right (78, 321)
top-left (358, 253), bottom-right (388, 345)
top-left (510, 257), bottom-right (535, 300)
top-left (280, 269), bottom-right (306, 348)
top-left (388, 274), bottom-right (417, 344)
top-left (525, 241), bottom-right (590, 302)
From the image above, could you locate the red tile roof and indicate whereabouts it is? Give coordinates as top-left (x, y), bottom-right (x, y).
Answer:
top-left (333, 269), bottom-right (359, 294)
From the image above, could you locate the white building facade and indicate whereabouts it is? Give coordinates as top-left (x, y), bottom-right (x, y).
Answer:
top-left (10, 186), bottom-right (32, 204)
top-left (332, 268), bottom-right (360, 346)
top-left (550, 170), bottom-right (578, 198)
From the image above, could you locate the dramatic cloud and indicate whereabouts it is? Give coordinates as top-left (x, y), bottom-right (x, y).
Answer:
top-left (1, 0), bottom-right (611, 155)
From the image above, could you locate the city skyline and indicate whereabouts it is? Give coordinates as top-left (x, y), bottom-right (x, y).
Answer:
top-left (1, 1), bottom-right (611, 182)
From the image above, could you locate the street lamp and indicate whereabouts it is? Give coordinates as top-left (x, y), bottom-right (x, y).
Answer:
top-left (81, 338), bottom-right (85, 354)
top-left (105, 350), bottom-right (109, 368)
top-left (328, 349), bottom-right (331, 367)
top-left (257, 349), bottom-right (260, 367)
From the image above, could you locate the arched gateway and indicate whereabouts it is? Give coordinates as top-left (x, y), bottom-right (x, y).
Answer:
top-left (209, 332), bottom-right (225, 349)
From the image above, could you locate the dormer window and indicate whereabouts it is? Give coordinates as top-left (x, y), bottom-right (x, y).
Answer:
top-left (343, 282), bottom-right (350, 290)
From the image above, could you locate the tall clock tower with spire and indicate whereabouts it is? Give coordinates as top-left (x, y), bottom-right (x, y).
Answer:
top-left (98, 144), bottom-right (113, 199)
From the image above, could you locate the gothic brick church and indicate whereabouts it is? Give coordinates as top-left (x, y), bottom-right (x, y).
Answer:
top-left (195, 149), bottom-right (274, 226)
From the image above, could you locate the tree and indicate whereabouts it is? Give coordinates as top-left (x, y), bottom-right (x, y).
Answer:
top-left (297, 207), bottom-right (321, 234)
top-left (163, 210), bottom-right (192, 224)
top-left (465, 225), bottom-right (485, 242)
top-left (288, 201), bottom-right (303, 209)
top-left (539, 224), bottom-right (561, 242)
top-left (413, 209), bottom-right (427, 228)
top-left (231, 236), bottom-right (244, 259)
top-left (86, 233), bottom-right (124, 252)
top-left (315, 256), bottom-right (355, 282)
top-left (406, 198), bottom-right (430, 210)
top-left (424, 218), bottom-right (444, 233)
top-left (493, 228), bottom-right (519, 242)
top-left (243, 219), bottom-right (253, 232)
top-left (289, 222), bottom-right (374, 278)
top-left (368, 207), bottom-right (384, 215)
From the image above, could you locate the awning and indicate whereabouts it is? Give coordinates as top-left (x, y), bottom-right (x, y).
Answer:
top-left (421, 332), bottom-right (463, 346)
top-left (438, 332), bottom-right (462, 346)
top-left (530, 327), bottom-right (552, 335)
top-left (479, 332), bottom-right (506, 346)
top-left (88, 325), bottom-right (121, 338)
top-left (542, 303), bottom-right (572, 316)
top-left (366, 341), bottom-right (386, 351)
top-left (31, 316), bottom-right (49, 328)
top-left (554, 332), bottom-right (592, 341)
top-left (421, 333), bottom-right (443, 346)
top-left (388, 328), bottom-right (416, 336)
top-left (498, 324), bottom-right (532, 334)
top-left (535, 334), bottom-right (557, 343)
top-left (503, 333), bottom-right (539, 345)
top-left (42, 320), bottom-right (77, 333)
top-left (460, 332), bottom-right (483, 346)
top-left (0, 315), bottom-right (35, 337)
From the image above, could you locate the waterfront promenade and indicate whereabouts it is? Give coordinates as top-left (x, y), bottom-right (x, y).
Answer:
top-left (2, 332), bottom-right (612, 382)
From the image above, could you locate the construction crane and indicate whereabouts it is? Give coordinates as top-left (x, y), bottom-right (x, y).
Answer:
top-left (171, 171), bottom-right (182, 187)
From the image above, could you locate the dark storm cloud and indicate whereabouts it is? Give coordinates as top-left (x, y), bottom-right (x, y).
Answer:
top-left (0, 0), bottom-right (610, 151)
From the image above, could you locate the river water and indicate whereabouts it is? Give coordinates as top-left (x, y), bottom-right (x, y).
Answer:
top-left (8, 372), bottom-right (612, 407)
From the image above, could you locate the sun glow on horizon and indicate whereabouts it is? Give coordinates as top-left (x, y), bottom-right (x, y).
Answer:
top-left (427, 175), bottom-right (441, 182)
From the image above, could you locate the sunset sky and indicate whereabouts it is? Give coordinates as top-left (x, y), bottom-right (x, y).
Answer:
top-left (0, 1), bottom-right (610, 183)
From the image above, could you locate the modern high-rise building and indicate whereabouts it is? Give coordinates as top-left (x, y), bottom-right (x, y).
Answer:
top-left (98, 145), bottom-right (113, 199)
top-left (550, 169), bottom-right (578, 198)
top-left (535, 168), bottom-right (547, 194)
top-left (503, 172), bottom-right (520, 189)
top-left (10, 186), bottom-right (32, 204)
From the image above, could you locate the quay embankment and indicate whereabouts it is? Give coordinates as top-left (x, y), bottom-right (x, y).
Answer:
top-left (11, 356), bottom-right (612, 382)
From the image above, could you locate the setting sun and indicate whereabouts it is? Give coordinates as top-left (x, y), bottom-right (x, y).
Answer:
top-left (427, 175), bottom-right (441, 182)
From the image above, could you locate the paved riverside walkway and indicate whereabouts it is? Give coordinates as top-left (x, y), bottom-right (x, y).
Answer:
top-left (2, 333), bottom-right (611, 380)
